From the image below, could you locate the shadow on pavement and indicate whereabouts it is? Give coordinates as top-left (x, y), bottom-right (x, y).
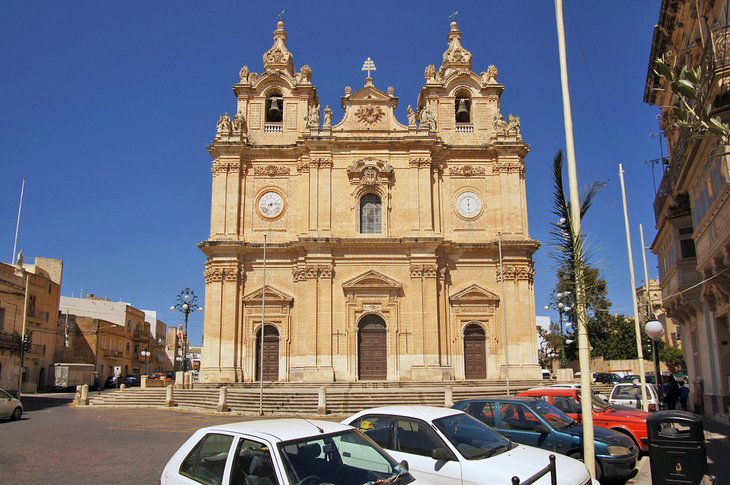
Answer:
top-left (19, 393), bottom-right (75, 412)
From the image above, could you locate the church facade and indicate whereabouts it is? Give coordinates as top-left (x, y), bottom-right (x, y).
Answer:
top-left (199, 21), bottom-right (540, 384)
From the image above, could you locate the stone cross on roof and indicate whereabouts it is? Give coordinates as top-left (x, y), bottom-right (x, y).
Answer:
top-left (362, 57), bottom-right (376, 78)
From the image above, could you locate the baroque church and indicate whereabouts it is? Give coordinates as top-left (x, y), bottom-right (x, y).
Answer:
top-left (199, 20), bottom-right (540, 383)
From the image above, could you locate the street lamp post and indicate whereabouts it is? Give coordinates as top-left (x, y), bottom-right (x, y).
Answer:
top-left (170, 288), bottom-right (202, 374)
top-left (140, 350), bottom-right (151, 376)
top-left (645, 318), bottom-right (665, 400)
top-left (556, 291), bottom-right (573, 369)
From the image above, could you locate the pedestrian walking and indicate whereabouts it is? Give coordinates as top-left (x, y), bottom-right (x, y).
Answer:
top-left (662, 374), bottom-right (680, 410)
top-left (678, 380), bottom-right (689, 410)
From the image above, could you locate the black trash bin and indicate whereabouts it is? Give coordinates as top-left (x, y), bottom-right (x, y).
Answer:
top-left (647, 410), bottom-right (709, 484)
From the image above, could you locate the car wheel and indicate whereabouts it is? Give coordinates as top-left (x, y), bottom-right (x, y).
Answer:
top-left (568, 451), bottom-right (602, 481)
top-left (11, 406), bottom-right (22, 420)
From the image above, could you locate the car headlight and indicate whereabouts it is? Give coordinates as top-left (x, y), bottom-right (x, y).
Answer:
top-left (607, 445), bottom-right (630, 456)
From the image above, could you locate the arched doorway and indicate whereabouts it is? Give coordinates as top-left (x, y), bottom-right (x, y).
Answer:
top-left (256, 325), bottom-right (280, 381)
top-left (358, 314), bottom-right (387, 380)
top-left (464, 323), bottom-right (486, 380)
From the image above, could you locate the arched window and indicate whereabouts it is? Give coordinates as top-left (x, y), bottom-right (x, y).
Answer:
top-left (455, 89), bottom-right (472, 123)
top-left (360, 194), bottom-right (382, 234)
top-left (265, 91), bottom-right (283, 123)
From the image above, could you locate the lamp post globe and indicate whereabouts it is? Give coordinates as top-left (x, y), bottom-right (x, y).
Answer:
top-left (645, 319), bottom-right (665, 390)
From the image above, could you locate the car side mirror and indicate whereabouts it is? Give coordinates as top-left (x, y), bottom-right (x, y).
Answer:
top-left (431, 447), bottom-right (455, 462)
top-left (399, 460), bottom-right (409, 471)
top-left (535, 424), bottom-right (550, 434)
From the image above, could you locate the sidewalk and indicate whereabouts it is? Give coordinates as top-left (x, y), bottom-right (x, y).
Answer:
top-left (627, 417), bottom-right (729, 484)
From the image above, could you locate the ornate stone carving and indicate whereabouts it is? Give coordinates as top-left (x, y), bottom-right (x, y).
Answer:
top-left (347, 159), bottom-right (394, 186)
top-left (492, 113), bottom-right (522, 141)
top-left (362, 167), bottom-right (378, 185)
top-left (492, 161), bottom-right (525, 177)
top-left (409, 157), bottom-right (431, 168)
top-left (480, 65), bottom-right (499, 84)
top-left (323, 106), bottom-right (332, 128)
top-left (424, 64), bottom-right (437, 81)
top-left (232, 113), bottom-right (246, 135)
top-left (216, 113), bottom-right (232, 137)
top-left (306, 104), bottom-right (320, 128)
top-left (450, 165), bottom-right (485, 176)
top-left (440, 21), bottom-right (472, 75)
top-left (296, 160), bottom-right (310, 173)
top-left (410, 264), bottom-right (437, 278)
top-left (254, 165), bottom-right (290, 176)
top-left (204, 266), bottom-right (223, 283)
top-left (387, 86), bottom-right (395, 96)
top-left (419, 108), bottom-right (436, 131)
top-left (263, 21), bottom-right (294, 74)
top-left (296, 65), bottom-right (312, 84)
top-left (211, 161), bottom-right (241, 175)
top-left (313, 157), bottom-right (333, 168)
top-left (355, 105), bottom-right (385, 125)
top-left (239, 65), bottom-right (250, 83)
top-left (407, 105), bottom-right (417, 128)
top-left (292, 264), bottom-right (334, 281)
top-left (497, 264), bottom-right (534, 283)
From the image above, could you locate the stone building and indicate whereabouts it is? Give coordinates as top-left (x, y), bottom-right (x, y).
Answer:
top-left (0, 257), bottom-right (63, 393)
top-left (200, 21), bottom-right (540, 384)
top-left (635, 279), bottom-right (680, 349)
top-left (59, 296), bottom-right (170, 379)
top-left (645, 0), bottom-right (730, 418)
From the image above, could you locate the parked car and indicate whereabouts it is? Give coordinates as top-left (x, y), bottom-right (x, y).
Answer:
top-left (344, 405), bottom-right (596, 485)
top-left (161, 418), bottom-right (420, 485)
top-left (519, 386), bottom-right (650, 451)
top-left (609, 383), bottom-right (660, 411)
top-left (453, 396), bottom-right (638, 481)
top-left (593, 372), bottom-right (621, 384)
top-left (0, 388), bottom-right (23, 420)
top-left (548, 383), bottom-right (608, 402)
top-left (122, 375), bottom-right (139, 387)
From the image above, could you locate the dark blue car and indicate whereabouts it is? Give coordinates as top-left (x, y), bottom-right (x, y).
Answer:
top-left (453, 396), bottom-right (638, 481)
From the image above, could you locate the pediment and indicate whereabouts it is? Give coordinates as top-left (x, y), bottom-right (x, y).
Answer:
top-left (342, 270), bottom-right (403, 292)
top-left (449, 284), bottom-right (500, 304)
top-left (334, 80), bottom-right (406, 132)
top-left (243, 285), bottom-right (293, 304)
top-left (347, 85), bottom-right (391, 103)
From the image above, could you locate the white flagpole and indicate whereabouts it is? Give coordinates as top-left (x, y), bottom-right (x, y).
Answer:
top-left (12, 177), bottom-right (25, 263)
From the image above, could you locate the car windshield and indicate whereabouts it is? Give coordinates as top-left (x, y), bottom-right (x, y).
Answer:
top-left (433, 413), bottom-right (511, 460)
top-left (278, 429), bottom-right (413, 485)
top-left (528, 400), bottom-right (575, 429)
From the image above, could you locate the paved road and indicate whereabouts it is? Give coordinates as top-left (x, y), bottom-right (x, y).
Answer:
top-left (0, 393), bottom-right (275, 485)
top-left (3, 392), bottom-right (728, 484)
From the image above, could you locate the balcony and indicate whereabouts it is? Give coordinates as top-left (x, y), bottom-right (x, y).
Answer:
top-left (26, 309), bottom-right (49, 325)
top-left (0, 331), bottom-right (21, 351)
top-left (455, 123), bottom-right (474, 133)
top-left (104, 350), bottom-right (123, 359)
top-left (264, 123), bottom-right (283, 133)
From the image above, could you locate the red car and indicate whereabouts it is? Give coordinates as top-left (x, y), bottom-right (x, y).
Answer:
top-left (518, 386), bottom-right (649, 452)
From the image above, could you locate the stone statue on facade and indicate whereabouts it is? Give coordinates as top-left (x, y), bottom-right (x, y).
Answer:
top-left (323, 105), bottom-right (332, 128)
top-left (297, 65), bottom-right (312, 84)
top-left (239, 65), bottom-right (250, 83)
top-left (306, 104), bottom-right (320, 128)
top-left (420, 107), bottom-right (437, 131)
top-left (217, 113), bottom-right (232, 135)
top-left (232, 112), bottom-right (246, 133)
top-left (407, 105), bottom-right (417, 128)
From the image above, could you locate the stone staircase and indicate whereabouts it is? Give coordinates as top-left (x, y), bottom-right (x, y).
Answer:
top-left (87, 379), bottom-right (579, 416)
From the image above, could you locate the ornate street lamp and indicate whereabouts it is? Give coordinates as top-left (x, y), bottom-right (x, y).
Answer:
top-left (645, 318), bottom-right (665, 392)
top-left (170, 288), bottom-right (202, 373)
top-left (140, 349), bottom-right (151, 376)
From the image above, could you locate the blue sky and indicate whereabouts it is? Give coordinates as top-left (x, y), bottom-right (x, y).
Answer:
top-left (0, 1), bottom-right (663, 345)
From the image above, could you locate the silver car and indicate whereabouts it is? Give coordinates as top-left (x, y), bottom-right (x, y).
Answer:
top-left (0, 388), bottom-right (23, 420)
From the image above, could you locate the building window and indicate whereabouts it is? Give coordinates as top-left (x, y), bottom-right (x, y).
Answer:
top-left (126, 342), bottom-right (130, 352)
top-left (360, 194), bottom-right (382, 234)
top-left (101, 335), bottom-right (106, 349)
top-left (0, 307), bottom-right (4, 331)
top-left (679, 227), bottom-right (696, 259)
top-left (127, 320), bottom-right (131, 330)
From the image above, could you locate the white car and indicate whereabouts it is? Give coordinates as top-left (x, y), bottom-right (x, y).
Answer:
top-left (344, 405), bottom-right (598, 485)
top-left (161, 418), bottom-right (425, 485)
top-left (0, 388), bottom-right (23, 420)
top-left (609, 383), bottom-right (660, 411)
top-left (549, 383), bottom-right (609, 402)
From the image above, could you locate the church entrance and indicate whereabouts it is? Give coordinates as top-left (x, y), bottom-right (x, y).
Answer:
top-left (358, 314), bottom-right (387, 380)
top-left (256, 325), bottom-right (279, 381)
top-left (464, 323), bottom-right (486, 380)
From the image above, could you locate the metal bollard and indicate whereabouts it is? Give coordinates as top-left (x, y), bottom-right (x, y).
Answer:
top-left (216, 386), bottom-right (230, 412)
top-left (165, 384), bottom-right (177, 407)
top-left (317, 387), bottom-right (327, 415)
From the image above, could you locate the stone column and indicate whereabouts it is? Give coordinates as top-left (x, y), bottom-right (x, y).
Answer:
top-left (210, 160), bottom-right (229, 237)
top-left (422, 264), bottom-right (440, 366)
top-left (202, 262), bottom-right (223, 382)
top-left (224, 161), bottom-right (242, 237)
top-left (317, 157), bottom-right (332, 234)
top-left (219, 263), bottom-right (242, 382)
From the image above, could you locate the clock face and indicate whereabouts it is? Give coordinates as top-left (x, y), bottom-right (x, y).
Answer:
top-left (258, 191), bottom-right (284, 218)
top-left (456, 191), bottom-right (482, 218)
